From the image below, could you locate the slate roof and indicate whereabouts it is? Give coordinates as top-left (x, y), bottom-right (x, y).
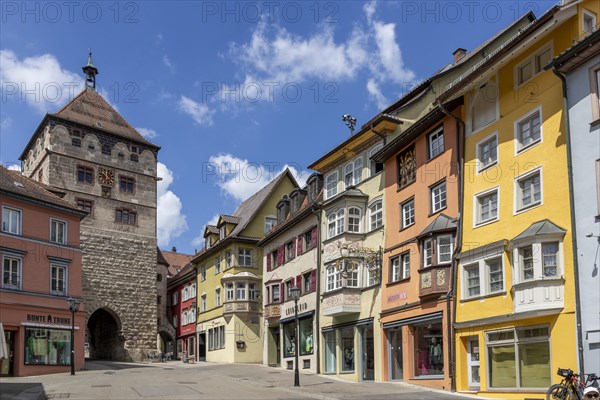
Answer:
top-left (418, 214), bottom-right (457, 238)
top-left (512, 220), bottom-right (566, 242)
top-left (54, 88), bottom-right (158, 148)
top-left (0, 165), bottom-right (86, 216)
top-left (219, 215), bottom-right (241, 225)
top-left (205, 225), bottom-right (219, 235)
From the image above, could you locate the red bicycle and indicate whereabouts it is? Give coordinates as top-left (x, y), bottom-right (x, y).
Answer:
top-left (546, 368), bottom-right (599, 400)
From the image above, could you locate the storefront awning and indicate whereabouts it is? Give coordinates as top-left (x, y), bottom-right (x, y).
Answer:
top-left (382, 312), bottom-right (443, 329)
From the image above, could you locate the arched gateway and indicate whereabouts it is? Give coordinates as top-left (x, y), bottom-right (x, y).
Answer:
top-left (87, 308), bottom-right (123, 360)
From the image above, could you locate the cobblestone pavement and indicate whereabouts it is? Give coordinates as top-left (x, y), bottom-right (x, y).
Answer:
top-left (0, 360), bottom-right (489, 400)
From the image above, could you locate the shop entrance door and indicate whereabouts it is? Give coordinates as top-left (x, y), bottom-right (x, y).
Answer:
top-left (361, 325), bottom-right (374, 381)
top-left (198, 333), bottom-right (206, 361)
top-left (1, 331), bottom-right (15, 376)
top-left (388, 328), bottom-right (403, 380)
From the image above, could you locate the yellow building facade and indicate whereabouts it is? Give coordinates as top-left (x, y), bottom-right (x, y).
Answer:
top-left (440, 2), bottom-right (600, 398)
top-left (193, 170), bottom-right (297, 363)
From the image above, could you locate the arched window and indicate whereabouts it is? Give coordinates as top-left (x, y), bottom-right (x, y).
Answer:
top-left (347, 207), bottom-right (361, 233)
top-left (369, 200), bottom-right (383, 230)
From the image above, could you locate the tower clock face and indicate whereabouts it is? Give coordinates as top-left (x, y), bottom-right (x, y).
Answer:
top-left (98, 168), bottom-right (115, 185)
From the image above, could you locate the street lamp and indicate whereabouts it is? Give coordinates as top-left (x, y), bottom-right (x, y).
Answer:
top-left (289, 286), bottom-right (301, 387)
top-left (66, 297), bottom-right (81, 376)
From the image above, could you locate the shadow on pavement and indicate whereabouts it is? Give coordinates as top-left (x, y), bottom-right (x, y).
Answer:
top-left (0, 382), bottom-right (45, 400)
top-left (83, 359), bottom-right (157, 371)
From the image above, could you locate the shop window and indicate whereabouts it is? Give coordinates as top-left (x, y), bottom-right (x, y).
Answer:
top-left (283, 323), bottom-right (296, 358)
top-left (324, 331), bottom-right (337, 373)
top-left (299, 318), bottom-right (314, 356)
top-left (413, 321), bottom-right (444, 377)
top-left (25, 328), bottom-right (71, 365)
top-left (341, 326), bottom-right (355, 372)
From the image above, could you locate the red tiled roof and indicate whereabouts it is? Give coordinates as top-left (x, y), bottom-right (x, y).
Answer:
top-left (0, 166), bottom-right (86, 216)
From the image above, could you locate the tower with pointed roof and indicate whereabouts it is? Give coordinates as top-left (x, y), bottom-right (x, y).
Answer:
top-left (19, 55), bottom-right (162, 362)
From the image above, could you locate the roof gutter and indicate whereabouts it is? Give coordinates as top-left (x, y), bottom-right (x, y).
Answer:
top-left (550, 65), bottom-right (585, 375)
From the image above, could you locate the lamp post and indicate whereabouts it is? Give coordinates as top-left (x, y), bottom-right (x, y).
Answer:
top-left (289, 286), bottom-right (301, 387)
top-left (66, 297), bottom-right (81, 376)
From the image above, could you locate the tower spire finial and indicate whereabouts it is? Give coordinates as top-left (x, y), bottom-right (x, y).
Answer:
top-left (82, 49), bottom-right (99, 90)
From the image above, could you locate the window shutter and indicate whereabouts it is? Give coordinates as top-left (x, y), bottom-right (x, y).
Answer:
top-left (291, 240), bottom-right (296, 260)
top-left (280, 282), bottom-right (285, 303)
top-left (266, 252), bottom-right (272, 271)
top-left (296, 275), bottom-right (302, 291)
top-left (311, 226), bottom-right (318, 248)
top-left (310, 270), bottom-right (317, 292)
top-left (297, 235), bottom-right (303, 256)
top-left (278, 245), bottom-right (285, 266)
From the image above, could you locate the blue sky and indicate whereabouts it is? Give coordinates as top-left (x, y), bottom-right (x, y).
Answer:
top-left (0, 1), bottom-right (556, 254)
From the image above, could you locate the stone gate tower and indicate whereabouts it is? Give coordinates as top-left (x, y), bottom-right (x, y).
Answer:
top-left (19, 54), bottom-right (160, 361)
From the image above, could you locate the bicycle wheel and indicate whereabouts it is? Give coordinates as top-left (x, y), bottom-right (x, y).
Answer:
top-left (546, 384), bottom-right (573, 400)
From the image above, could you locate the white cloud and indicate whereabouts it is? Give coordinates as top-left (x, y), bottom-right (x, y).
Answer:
top-left (0, 50), bottom-right (82, 113)
top-left (1, 117), bottom-right (13, 130)
top-left (157, 162), bottom-right (188, 247)
top-left (162, 55), bottom-right (175, 73)
top-left (6, 163), bottom-right (21, 172)
top-left (178, 95), bottom-right (214, 126)
top-left (366, 78), bottom-right (388, 109)
top-left (207, 153), bottom-right (310, 203)
top-left (136, 127), bottom-right (158, 139)
top-left (226, 4), bottom-right (415, 109)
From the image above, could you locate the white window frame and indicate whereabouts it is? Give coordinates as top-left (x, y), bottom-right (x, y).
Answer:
top-left (369, 200), bottom-right (383, 231)
top-left (2, 254), bottom-right (22, 290)
top-left (464, 263), bottom-right (481, 298)
top-left (512, 240), bottom-right (563, 284)
top-left (391, 253), bottom-right (410, 283)
top-left (326, 265), bottom-right (342, 292)
top-left (214, 256), bottom-right (221, 274)
top-left (431, 181), bottom-right (447, 214)
top-left (190, 283), bottom-right (196, 297)
top-left (583, 9), bottom-right (597, 34)
top-left (271, 284), bottom-right (280, 303)
top-left (344, 156), bottom-right (363, 189)
top-left (219, 226), bottom-right (226, 240)
top-left (514, 167), bottom-right (543, 214)
top-left (514, 106), bottom-right (543, 154)
top-left (424, 238), bottom-right (433, 267)
top-left (327, 208), bottom-right (345, 239)
top-left (437, 234), bottom-right (453, 264)
top-left (401, 198), bottom-right (415, 229)
top-left (172, 291), bottom-right (178, 305)
top-left (182, 287), bottom-right (189, 302)
top-left (236, 282), bottom-right (246, 300)
top-left (474, 187), bottom-right (499, 227)
top-left (182, 310), bottom-right (188, 326)
top-left (215, 287), bottom-right (222, 307)
top-left (2, 206), bottom-right (22, 235)
top-left (49, 218), bottom-right (67, 244)
top-left (225, 283), bottom-right (234, 301)
top-left (200, 265), bottom-right (206, 281)
top-left (476, 132), bottom-right (498, 173)
top-left (514, 43), bottom-right (553, 86)
top-left (325, 171), bottom-right (339, 199)
top-left (239, 248), bottom-right (252, 267)
top-left (462, 255), bottom-right (505, 300)
top-left (347, 207), bottom-right (361, 233)
top-left (427, 126), bottom-right (445, 159)
top-left (50, 263), bottom-right (67, 295)
top-left (265, 216), bottom-right (277, 234)
top-left (200, 294), bottom-right (207, 312)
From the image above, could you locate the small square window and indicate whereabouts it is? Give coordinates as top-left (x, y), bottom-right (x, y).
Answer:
top-left (516, 170), bottom-right (542, 212)
top-left (119, 176), bottom-right (135, 193)
top-left (76, 198), bottom-right (93, 216)
top-left (77, 166), bottom-right (94, 184)
top-left (239, 248), bottom-right (252, 266)
top-left (516, 109), bottom-right (542, 152)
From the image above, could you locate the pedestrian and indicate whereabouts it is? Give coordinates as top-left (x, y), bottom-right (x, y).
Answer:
top-left (584, 387), bottom-right (600, 399)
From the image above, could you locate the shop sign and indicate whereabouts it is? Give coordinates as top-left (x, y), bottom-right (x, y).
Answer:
top-left (387, 291), bottom-right (408, 303)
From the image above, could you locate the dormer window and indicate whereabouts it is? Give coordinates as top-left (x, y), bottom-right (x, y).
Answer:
top-left (219, 226), bottom-right (226, 240)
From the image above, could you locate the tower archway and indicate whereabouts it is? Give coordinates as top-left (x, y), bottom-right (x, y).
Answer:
top-left (87, 308), bottom-right (123, 360)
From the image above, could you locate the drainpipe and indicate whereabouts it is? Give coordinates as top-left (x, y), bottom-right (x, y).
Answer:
top-left (552, 66), bottom-right (585, 376)
top-left (437, 101), bottom-right (466, 393)
top-left (311, 203), bottom-right (322, 374)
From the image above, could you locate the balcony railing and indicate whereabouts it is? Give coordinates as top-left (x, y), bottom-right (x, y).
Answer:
top-left (322, 287), bottom-right (361, 316)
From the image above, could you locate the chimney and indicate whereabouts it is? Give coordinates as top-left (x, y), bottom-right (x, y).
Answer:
top-left (453, 48), bottom-right (467, 63)
top-left (171, 246), bottom-right (177, 252)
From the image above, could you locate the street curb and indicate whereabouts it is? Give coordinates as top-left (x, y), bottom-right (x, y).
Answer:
top-left (13, 387), bottom-right (45, 400)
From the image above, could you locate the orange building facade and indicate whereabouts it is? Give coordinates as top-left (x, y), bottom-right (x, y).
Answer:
top-left (1, 166), bottom-right (86, 376)
top-left (373, 102), bottom-right (463, 390)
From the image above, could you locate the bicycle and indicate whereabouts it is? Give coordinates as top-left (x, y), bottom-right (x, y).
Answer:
top-left (546, 368), bottom-right (599, 400)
